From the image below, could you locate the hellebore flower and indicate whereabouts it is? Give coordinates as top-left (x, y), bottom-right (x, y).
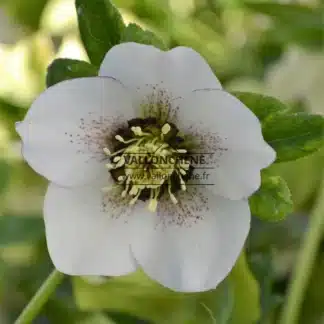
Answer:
top-left (16, 43), bottom-right (275, 292)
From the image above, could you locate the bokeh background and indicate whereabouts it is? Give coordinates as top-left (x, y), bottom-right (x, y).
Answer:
top-left (0, 0), bottom-right (323, 323)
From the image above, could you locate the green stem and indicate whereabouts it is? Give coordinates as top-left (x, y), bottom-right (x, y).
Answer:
top-left (279, 172), bottom-right (324, 324)
top-left (15, 269), bottom-right (65, 324)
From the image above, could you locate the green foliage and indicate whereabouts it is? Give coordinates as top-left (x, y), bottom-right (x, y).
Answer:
top-left (0, 160), bottom-right (10, 196)
top-left (0, 215), bottom-right (44, 246)
top-left (228, 253), bottom-right (261, 324)
top-left (244, 2), bottom-right (324, 48)
top-left (300, 252), bottom-right (324, 323)
top-left (4, 0), bottom-right (49, 31)
top-left (121, 23), bottom-right (167, 50)
top-left (46, 59), bottom-right (99, 87)
top-left (232, 92), bottom-right (290, 123)
top-left (73, 253), bottom-right (260, 324)
top-left (248, 252), bottom-right (283, 324)
top-left (263, 113), bottom-right (324, 162)
top-left (80, 313), bottom-right (116, 324)
top-left (270, 150), bottom-right (324, 210)
top-left (73, 271), bottom-right (233, 324)
top-left (249, 173), bottom-right (293, 222)
top-left (75, 0), bottom-right (125, 66)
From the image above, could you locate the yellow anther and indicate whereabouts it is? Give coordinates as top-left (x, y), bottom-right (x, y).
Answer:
top-left (132, 126), bottom-right (144, 136)
top-left (129, 191), bottom-right (141, 205)
top-left (105, 163), bottom-right (114, 170)
top-left (177, 149), bottom-right (187, 154)
top-left (103, 147), bottom-right (111, 155)
top-left (115, 135), bottom-right (125, 142)
top-left (113, 156), bottom-right (121, 162)
top-left (161, 123), bottom-right (171, 135)
top-left (117, 175), bottom-right (126, 182)
top-left (129, 186), bottom-right (139, 196)
top-left (115, 156), bottom-right (125, 168)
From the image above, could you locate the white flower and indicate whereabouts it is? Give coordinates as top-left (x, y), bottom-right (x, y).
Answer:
top-left (16, 43), bottom-right (275, 292)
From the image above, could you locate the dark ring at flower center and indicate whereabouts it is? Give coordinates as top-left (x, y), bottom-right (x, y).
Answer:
top-left (103, 117), bottom-right (194, 211)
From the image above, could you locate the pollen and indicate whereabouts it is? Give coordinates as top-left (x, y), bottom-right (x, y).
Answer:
top-left (103, 118), bottom-right (191, 212)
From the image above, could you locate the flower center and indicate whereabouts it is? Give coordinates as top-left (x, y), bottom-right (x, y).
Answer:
top-left (102, 118), bottom-right (192, 212)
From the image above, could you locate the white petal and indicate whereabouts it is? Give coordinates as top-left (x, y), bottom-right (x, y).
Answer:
top-left (44, 180), bottom-right (137, 276)
top-left (99, 43), bottom-right (222, 104)
top-left (16, 77), bottom-right (134, 187)
top-left (174, 89), bottom-right (276, 200)
top-left (130, 187), bottom-right (250, 292)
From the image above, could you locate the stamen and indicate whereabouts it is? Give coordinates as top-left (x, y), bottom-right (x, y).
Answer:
top-left (129, 190), bottom-right (141, 205)
top-left (103, 147), bottom-right (111, 156)
top-left (169, 192), bottom-right (178, 204)
top-left (154, 143), bottom-right (169, 154)
top-left (105, 163), bottom-right (114, 170)
top-left (161, 123), bottom-right (171, 135)
top-left (168, 179), bottom-right (178, 204)
top-left (177, 149), bottom-right (187, 154)
top-left (115, 135), bottom-right (125, 142)
top-left (131, 126), bottom-right (142, 136)
top-left (115, 156), bottom-right (125, 168)
top-left (113, 156), bottom-right (121, 162)
top-left (129, 186), bottom-right (139, 196)
top-left (180, 179), bottom-right (186, 191)
top-left (121, 176), bottom-right (131, 197)
top-left (117, 175), bottom-right (126, 182)
top-left (109, 147), bottom-right (127, 157)
top-left (177, 171), bottom-right (187, 191)
top-left (148, 198), bottom-right (158, 212)
top-left (131, 126), bottom-right (151, 137)
top-left (115, 135), bottom-right (138, 144)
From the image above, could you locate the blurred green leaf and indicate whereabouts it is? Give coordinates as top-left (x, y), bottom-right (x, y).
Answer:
top-left (81, 313), bottom-right (116, 324)
top-left (300, 252), bottom-right (324, 323)
top-left (228, 252), bottom-right (261, 324)
top-left (75, 0), bottom-right (125, 66)
top-left (270, 150), bottom-right (324, 210)
top-left (244, 3), bottom-right (324, 48)
top-left (247, 214), bottom-right (307, 253)
top-left (263, 113), bottom-right (324, 162)
top-left (232, 92), bottom-right (290, 123)
top-left (73, 270), bottom-right (234, 324)
top-left (0, 216), bottom-right (44, 246)
top-left (0, 160), bottom-right (10, 196)
top-left (0, 98), bottom-right (26, 121)
top-left (106, 312), bottom-right (151, 324)
top-left (46, 59), bottom-right (98, 87)
top-left (248, 252), bottom-right (283, 324)
top-left (5, 0), bottom-right (49, 31)
top-left (249, 173), bottom-right (293, 222)
top-left (121, 23), bottom-right (167, 50)
top-left (131, 0), bottom-right (170, 28)
top-left (244, 2), bottom-right (323, 28)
